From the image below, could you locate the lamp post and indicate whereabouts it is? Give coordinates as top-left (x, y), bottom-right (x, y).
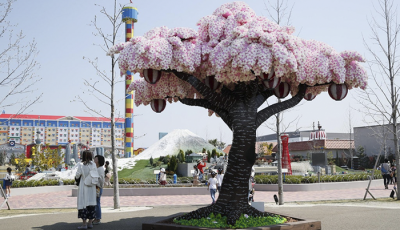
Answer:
top-left (35, 131), bottom-right (42, 152)
top-left (31, 130), bottom-right (42, 169)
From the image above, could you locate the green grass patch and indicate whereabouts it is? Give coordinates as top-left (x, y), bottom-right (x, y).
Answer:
top-left (118, 159), bottom-right (168, 180)
top-left (173, 213), bottom-right (286, 229)
top-left (335, 166), bottom-right (346, 173)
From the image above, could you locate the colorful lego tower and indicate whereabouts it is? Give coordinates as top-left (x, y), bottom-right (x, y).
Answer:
top-left (122, 2), bottom-right (138, 158)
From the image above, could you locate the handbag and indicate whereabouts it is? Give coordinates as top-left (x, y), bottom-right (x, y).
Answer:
top-left (84, 163), bottom-right (100, 187)
top-left (75, 176), bottom-right (81, 186)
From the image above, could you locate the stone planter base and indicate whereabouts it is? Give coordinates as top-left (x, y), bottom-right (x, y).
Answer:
top-left (142, 212), bottom-right (321, 230)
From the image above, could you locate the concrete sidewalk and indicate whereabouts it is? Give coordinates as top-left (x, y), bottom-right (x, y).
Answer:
top-left (1, 183), bottom-right (399, 230)
top-left (0, 204), bottom-right (399, 230)
top-left (1, 183), bottom-right (396, 209)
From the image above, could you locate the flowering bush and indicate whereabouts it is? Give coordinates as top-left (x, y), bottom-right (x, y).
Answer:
top-left (110, 2), bottom-right (368, 108)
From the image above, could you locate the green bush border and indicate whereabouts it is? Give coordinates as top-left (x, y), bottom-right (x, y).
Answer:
top-left (11, 179), bottom-right (75, 188)
top-left (254, 170), bottom-right (382, 184)
top-left (9, 170), bottom-right (383, 188)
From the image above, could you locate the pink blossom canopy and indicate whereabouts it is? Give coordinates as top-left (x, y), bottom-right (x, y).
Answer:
top-left (109, 2), bottom-right (367, 107)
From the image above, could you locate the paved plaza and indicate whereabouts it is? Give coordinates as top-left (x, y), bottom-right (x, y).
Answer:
top-left (2, 184), bottom-right (395, 209)
top-left (1, 184), bottom-right (399, 229)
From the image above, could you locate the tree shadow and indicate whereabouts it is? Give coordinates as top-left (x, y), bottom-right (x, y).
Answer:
top-left (31, 214), bottom-right (185, 230)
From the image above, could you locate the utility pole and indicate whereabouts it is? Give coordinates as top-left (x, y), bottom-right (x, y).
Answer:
top-left (349, 111), bottom-right (353, 170)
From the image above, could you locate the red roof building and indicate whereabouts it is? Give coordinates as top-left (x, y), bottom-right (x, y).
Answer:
top-left (0, 113), bottom-right (125, 147)
top-left (272, 139), bottom-right (354, 159)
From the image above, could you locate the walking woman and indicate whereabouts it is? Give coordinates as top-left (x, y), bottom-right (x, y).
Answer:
top-left (3, 167), bottom-right (14, 197)
top-left (93, 155), bottom-right (105, 225)
top-left (104, 161), bottom-right (111, 187)
top-left (75, 150), bottom-right (97, 229)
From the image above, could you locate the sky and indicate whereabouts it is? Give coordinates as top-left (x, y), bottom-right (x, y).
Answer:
top-left (0, 0), bottom-right (392, 149)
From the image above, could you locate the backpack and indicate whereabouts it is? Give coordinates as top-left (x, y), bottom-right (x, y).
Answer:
top-left (83, 163), bottom-right (100, 187)
top-left (381, 164), bottom-right (389, 174)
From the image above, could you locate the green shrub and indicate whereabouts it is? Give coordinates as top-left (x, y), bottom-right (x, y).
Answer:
top-left (62, 179), bottom-right (75, 185)
top-left (254, 172), bottom-right (381, 184)
top-left (150, 157), bottom-right (154, 167)
top-left (168, 155), bottom-right (178, 173)
top-left (173, 212), bottom-right (286, 229)
top-left (162, 155), bottom-right (171, 164)
top-left (178, 150), bottom-right (185, 163)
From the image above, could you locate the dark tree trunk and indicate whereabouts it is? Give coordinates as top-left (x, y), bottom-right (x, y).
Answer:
top-left (179, 97), bottom-right (273, 225)
top-left (171, 71), bottom-right (308, 225)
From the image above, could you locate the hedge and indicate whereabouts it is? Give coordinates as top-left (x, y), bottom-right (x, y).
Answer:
top-left (8, 171), bottom-right (383, 188)
top-left (11, 179), bottom-right (75, 188)
top-left (254, 170), bottom-right (383, 184)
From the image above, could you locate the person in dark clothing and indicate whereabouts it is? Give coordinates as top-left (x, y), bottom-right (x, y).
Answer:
top-left (390, 164), bottom-right (396, 184)
top-left (380, 159), bottom-right (391, 189)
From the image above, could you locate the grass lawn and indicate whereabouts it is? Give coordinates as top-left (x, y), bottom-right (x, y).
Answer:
top-left (335, 165), bottom-right (374, 174)
top-left (118, 159), bottom-right (168, 180)
top-left (335, 166), bottom-right (346, 173)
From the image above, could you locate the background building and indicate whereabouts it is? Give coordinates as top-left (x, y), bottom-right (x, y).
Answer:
top-left (354, 124), bottom-right (399, 157)
top-left (0, 114), bottom-right (125, 148)
top-left (257, 130), bottom-right (353, 143)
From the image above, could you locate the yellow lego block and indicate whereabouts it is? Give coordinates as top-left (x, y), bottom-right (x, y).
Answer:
top-left (125, 137), bottom-right (132, 142)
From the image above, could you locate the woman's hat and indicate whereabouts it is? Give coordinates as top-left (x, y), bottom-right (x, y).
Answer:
top-left (160, 168), bottom-right (165, 172)
top-left (211, 171), bottom-right (216, 176)
top-left (197, 159), bottom-right (202, 164)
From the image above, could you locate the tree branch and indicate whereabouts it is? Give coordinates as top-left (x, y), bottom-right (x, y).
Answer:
top-left (255, 84), bottom-right (274, 108)
top-left (255, 84), bottom-right (307, 128)
top-left (169, 70), bottom-right (237, 111)
top-left (179, 98), bottom-right (232, 129)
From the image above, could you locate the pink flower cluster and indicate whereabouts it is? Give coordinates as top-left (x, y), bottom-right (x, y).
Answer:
top-left (115, 26), bottom-right (201, 76)
top-left (111, 2), bottom-right (368, 106)
top-left (127, 72), bottom-right (198, 106)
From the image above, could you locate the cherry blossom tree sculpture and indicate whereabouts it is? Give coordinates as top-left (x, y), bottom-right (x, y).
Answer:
top-left (109, 2), bottom-right (367, 225)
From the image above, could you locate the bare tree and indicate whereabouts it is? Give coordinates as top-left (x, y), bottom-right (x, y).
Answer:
top-left (0, 0), bottom-right (41, 117)
top-left (357, 0), bottom-right (400, 199)
top-left (263, 0), bottom-right (296, 205)
top-left (74, 0), bottom-right (124, 209)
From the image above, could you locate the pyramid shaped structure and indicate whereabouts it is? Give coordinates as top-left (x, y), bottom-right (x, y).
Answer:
top-left (134, 129), bottom-right (219, 160)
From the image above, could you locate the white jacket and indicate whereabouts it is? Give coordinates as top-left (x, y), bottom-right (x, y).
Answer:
top-left (75, 161), bottom-right (97, 209)
top-left (159, 172), bottom-right (166, 181)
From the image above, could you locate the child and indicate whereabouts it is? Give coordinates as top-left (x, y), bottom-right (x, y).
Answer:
top-left (3, 167), bottom-right (14, 197)
top-left (248, 166), bottom-right (255, 203)
top-left (159, 168), bottom-right (167, 185)
top-left (192, 165), bottom-right (200, 177)
top-left (192, 165), bottom-right (200, 185)
top-left (207, 171), bottom-right (218, 204)
top-left (216, 168), bottom-right (224, 193)
top-left (104, 161), bottom-right (111, 186)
